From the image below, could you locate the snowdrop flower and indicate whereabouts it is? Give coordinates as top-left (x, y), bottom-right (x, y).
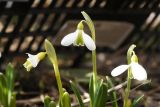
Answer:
top-left (61, 21), bottom-right (96, 51)
top-left (111, 54), bottom-right (147, 81)
top-left (23, 52), bottom-right (46, 71)
top-left (0, 52), bottom-right (1, 58)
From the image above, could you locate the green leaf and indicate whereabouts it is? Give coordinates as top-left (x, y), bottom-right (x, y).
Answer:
top-left (132, 95), bottom-right (144, 107)
top-left (44, 96), bottom-right (52, 107)
top-left (49, 101), bottom-right (56, 107)
top-left (93, 80), bottom-right (107, 107)
top-left (61, 92), bottom-right (71, 107)
top-left (106, 76), bottom-right (118, 107)
top-left (89, 76), bottom-right (94, 106)
top-left (10, 92), bottom-right (16, 107)
top-left (0, 73), bottom-right (7, 107)
top-left (5, 63), bottom-right (15, 107)
top-left (0, 63), bottom-right (15, 107)
top-left (70, 81), bottom-right (85, 107)
top-left (81, 11), bottom-right (95, 41)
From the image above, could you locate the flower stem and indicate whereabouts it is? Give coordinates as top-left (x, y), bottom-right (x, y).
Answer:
top-left (92, 50), bottom-right (97, 93)
top-left (124, 44), bottom-right (136, 107)
top-left (53, 61), bottom-right (63, 100)
top-left (81, 14), bottom-right (97, 93)
top-left (81, 12), bottom-right (97, 107)
top-left (44, 39), bottom-right (63, 102)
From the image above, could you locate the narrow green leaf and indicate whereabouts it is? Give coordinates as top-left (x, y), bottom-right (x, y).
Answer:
top-left (49, 101), bottom-right (56, 107)
top-left (5, 63), bottom-right (15, 107)
top-left (10, 93), bottom-right (16, 107)
top-left (89, 76), bottom-right (94, 106)
top-left (106, 76), bottom-right (118, 107)
top-left (62, 92), bottom-right (71, 107)
top-left (0, 73), bottom-right (7, 107)
top-left (132, 95), bottom-right (144, 107)
top-left (44, 96), bottom-right (52, 107)
top-left (94, 81), bottom-right (107, 107)
top-left (70, 81), bottom-right (85, 107)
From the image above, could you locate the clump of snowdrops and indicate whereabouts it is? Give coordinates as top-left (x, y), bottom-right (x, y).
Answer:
top-left (23, 11), bottom-right (150, 107)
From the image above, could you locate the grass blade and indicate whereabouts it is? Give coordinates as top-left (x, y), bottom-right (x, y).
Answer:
top-left (106, 76), bottom-right (118, 107)
top-left (94, 80), bottom-right (107, 107)
top-left (5, 63), bottom-right (15, 107)
top-left (70, 81), bottom-right (85, 107)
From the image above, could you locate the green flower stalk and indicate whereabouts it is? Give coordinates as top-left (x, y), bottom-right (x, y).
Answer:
top-left (124, 44), bottom-right (136, 107)
top-left (111, 44), bottom-right (147, 107)
top-left (81, 11), bottom-right (97, 95)
top-left (45, 39), bottom-right (63, 102)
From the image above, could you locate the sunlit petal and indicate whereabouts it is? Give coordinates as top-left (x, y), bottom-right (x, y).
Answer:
top-left (27, 53), bottom-right (39, 67)
top-left (82, 32), bottom-right (96, 51)
top-left (61, 31), bottom-right (77, 46)
top-left (131, 62), bottom-right (147, 81)
top-left (111, 65), bottom-right (130, 77)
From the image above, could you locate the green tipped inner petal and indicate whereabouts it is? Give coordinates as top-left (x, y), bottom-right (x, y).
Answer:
top-left (26, 64), bottom-right (33, 72)
top-left (23, 60), bottom-right (30, 68)
top-left (74, 30), bottom-right (84, 46)
top-left (23, 60), bottom-right (33, 72)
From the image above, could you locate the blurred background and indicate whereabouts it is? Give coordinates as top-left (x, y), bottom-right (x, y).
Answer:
top-left (0, 0), bottom-right (160, 107)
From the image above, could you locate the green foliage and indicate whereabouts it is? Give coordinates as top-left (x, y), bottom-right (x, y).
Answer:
top-left (70, 81), bottom-right (85, 107)
top-left (44, 96), bottom-right (56, 107)
top-left (0, 63), bottom-right (16, 107)
top-left (89, 76), bottom-right (94, 106)
top-left (89, 76), bottom-right (108, 107)
top-left (61, 92), bottom-right (71, 107)
top-left (93, 79), bottom-right (107, 107)
top-left (131, 95), bottom-right (144, 107)
top-left (106, 76), bottom-right (118, 107)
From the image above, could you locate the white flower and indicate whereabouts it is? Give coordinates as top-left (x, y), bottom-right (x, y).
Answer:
top-left (0, 52), bottom-right (1, 58)
top-left (61, 21), bottom-right (96, 51)
top-left (23, 52), bottom-right (46, 71)
top-left (111, 62), bottom-right (147, 81)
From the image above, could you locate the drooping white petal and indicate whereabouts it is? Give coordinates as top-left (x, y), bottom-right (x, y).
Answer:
top-left (61, 31), bottom-right (78, 46)
top-left (27, 53), bottom-right (39, 67)
top-left (0, 52), bottom-right (1, 58)
top-left (82, 32), bottom-right (96, 51)
top-left (131, 62), bottom-right (147, 81)
top-left (111, 65), bottom-right (130, 77)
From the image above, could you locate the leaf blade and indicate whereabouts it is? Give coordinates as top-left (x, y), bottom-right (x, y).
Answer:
top-left (70, 81), bottom-right (85, 107)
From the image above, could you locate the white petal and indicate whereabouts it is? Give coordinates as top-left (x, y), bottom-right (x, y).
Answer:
top-left (111, 65), bottom-right (130, 77)
top-left (131, 63), bottom-right (147, 81)
top-left (27, 53), bottom-right (39, 67)
top-left (82, 32), bottom-right (96, 51)
top-left (61, 31), bottom-right (77, 46)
